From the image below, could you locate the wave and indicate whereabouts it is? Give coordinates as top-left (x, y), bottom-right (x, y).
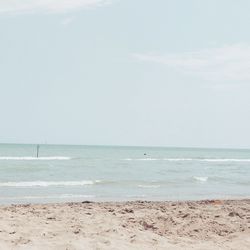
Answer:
top-left (0, 156), bottom-right (71, 161)
top-left (193, 176), bottom-right (208, 182)
top-left (1, 177), bottom-right (245, 188)
top-left (124, 158), bottom-right (159, 161)
top-left (137, 184), bottom-right (161, 188)
top-left (123, 158), bottom-right (250, 162)
top-left (199, 159), bottom-right (250, 162)
top-left (1, 194), bottom-right (95, 200)
top-left (0, 180), bottom-right (101, 187)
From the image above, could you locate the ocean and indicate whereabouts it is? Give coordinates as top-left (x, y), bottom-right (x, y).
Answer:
top-left (0, 144), bottom-right (250, 204)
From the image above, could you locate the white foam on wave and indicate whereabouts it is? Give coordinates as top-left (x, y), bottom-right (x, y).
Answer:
top-left (163, 158), bottom-right (194, 161)
top-left (124, 158), bottom-right (160, 161)
top-left (199, 159), bottom-right (250, 162)
top-left (0, 156), bottom-right (71, 161)
top-left (0, 180), bottom-right (100, 187)
top-left (1, 194), bottom-right (95, 200)
top-left (123, 158), bottom-right (250, 162)
top-left (138, 184), bottom-right (161, 188)
top-left (193, 176), bottom-right (208, 182)
top-left (123, 158), bottom-right (194, 161)
top-left (165, 158), bottom-right (250, 162)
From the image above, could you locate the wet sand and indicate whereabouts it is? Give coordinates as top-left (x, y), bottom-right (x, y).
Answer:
top-left (0, 199), bottom-right (249, 249)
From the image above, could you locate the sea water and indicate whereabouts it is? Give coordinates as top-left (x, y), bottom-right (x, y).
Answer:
top-left (0, 144), bottom-right (250, 204)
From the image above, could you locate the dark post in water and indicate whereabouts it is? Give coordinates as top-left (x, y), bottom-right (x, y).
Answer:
top-left (37, 145), bottom-right (40, 158)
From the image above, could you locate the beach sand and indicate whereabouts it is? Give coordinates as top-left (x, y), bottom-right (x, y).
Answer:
top-left (0, 199), bottom-right (249, 249)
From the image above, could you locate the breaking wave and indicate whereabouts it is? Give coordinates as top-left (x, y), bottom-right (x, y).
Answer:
top-left (137, 184), bottom-right (161, 188)
top-left (0, 156), bottom-right (71, 161)
top-left (0, 194), bottom-right (95, 200)
top-left (123, 158), bottom-right (250, 162)
top-left (0, 180), bottom-right (101, 187)
top-left (193, 176), bottom-right (208, 182)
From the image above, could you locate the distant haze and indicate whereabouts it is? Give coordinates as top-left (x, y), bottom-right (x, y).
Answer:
top-left (0, 0), bottom-right (250, 148)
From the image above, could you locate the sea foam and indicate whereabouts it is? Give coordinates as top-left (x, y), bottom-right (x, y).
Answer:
top-left (0, 194), bottom-right (95, 200)
top-left (0, 156), bottom-right (71, 161)
top-left (137, 184), bottom-right (161, 188)
top-left (123, 158), bottom-right (250, 162)
top-left (0, 180), bottom-right (99, 187)
top-left (193, 176), bottom-right (208, 182)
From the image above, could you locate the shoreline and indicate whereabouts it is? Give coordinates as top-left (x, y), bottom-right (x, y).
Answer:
top-left (1, 195), bottom-right (250, 206)
top-left (0, 199), bottom-right (249, 249)
top-left (1, 197), bottom-right (250, 206)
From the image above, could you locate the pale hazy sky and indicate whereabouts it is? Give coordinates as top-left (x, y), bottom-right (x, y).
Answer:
top-left (1, 0), bottom-right (250, 148)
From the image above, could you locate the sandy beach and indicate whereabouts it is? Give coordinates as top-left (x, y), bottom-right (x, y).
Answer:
top-left (0, 199), bottom-right (249, 249)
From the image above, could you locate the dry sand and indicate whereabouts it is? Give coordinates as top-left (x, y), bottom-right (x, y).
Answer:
top-left (0, 199), bottom-right (249, 249)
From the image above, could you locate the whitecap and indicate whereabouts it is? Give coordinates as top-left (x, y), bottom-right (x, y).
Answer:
top-left (193, 176), bottom-right (208, 182)
top-left (0, 156), bottom-right (71, 161)
top-left (137, 184), bottom-right (161, 188)
top-left (0, 180), bottom-right (99, 187)
top-left (123, 158), bottom-right (250, 162)
top-left (0, 194), bottom-right (95, 200)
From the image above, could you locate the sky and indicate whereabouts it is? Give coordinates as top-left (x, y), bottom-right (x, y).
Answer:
top-left (0, 0), bottom-right (250, 148)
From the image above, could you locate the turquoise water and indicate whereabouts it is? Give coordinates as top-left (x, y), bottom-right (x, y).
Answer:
top-left (0, 144), bottom-right (250, 204)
